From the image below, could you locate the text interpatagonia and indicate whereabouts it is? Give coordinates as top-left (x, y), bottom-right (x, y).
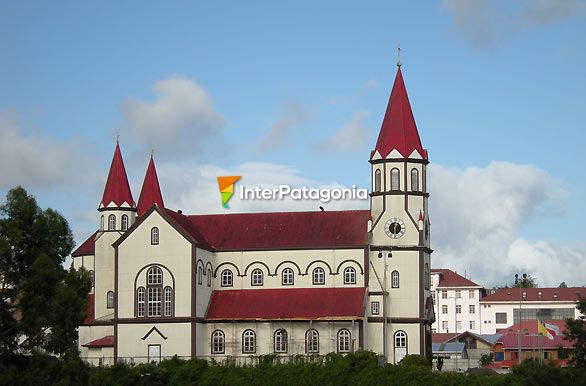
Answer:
top-left (239, 185), bottom-right (368, 203)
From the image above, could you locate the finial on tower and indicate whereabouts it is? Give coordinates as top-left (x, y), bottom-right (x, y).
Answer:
top-left (116, 131), bottom-right (120, 144)
top-left (151, 149), bottom-right (154, 158)
top-left (397, 44), bottom-right (401, 67)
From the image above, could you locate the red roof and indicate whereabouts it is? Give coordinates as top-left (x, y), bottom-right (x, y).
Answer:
top-left (137, 156), bottom-right (165, 217)
top-left (432, 333), bottom-right (459, 343)
top-left (372, 66), bottom-right (427, 160)
top-left (431, 269), bottom-right (480, 288)
top-left (206, 287), bottom-right (366, 320)
top-left (82, 335), bottom-right (114, 348)
top-left (166, 209), bottom-right (370, 251)
top-left (84, 294), bottom-right (94, 324)
top-left (72, 231), bottom-right (97, 257)
top-left (495, 320), bottom-right (572, 349)
top-left (100, 143), bottom-right (135, 208)
top-left (481, 287), bottom-right (586, 302)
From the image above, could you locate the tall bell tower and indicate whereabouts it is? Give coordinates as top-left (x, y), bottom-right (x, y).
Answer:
top-left (366, 61), bottom-right (433, 363)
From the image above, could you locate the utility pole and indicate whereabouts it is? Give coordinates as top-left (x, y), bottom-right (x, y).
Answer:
top-left (515, 273), bottom-right (527, 365)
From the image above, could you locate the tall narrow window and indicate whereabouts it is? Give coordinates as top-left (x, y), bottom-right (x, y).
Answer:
top-left (198, 266), bottom-right (203, 285)
top-left (147, 266), bottom-right (163, 317)
top-left (207, 269), bottom-right (212, 287)
top-left (107, 291), bottom-right (114, 309)
top-left (89, 270), bottom-right (94, 289)
top-left (411, 168), bottom-right (419, 191)
top-left (221, 269), bottom-right (233, 287)
top-left (251, 268), bottom-right (263, 286)
top-left (391, 270), bottom-right (400, 288)
top-left (394, 331), bottom-right (407, 363)
top-left (121, 214), bottom-right (129, 231)
top-left (374, 169), bottom-right (382, 192)
top-left (274, 329), bottom-right (288, 353)
top-left (337, 329), bottom-right (351, 353)
top-left (312, 267), bottom-right (325, 285)
top-left (391, 168), bottom-right (400, 190)
top-left (242, 329), bottom-right (256, 354)
top-left (151, 227), bottom-right (159, 245)
top-left (137, 287), bottom-right (145, 317)
top-left (164, 286), bottom-right (173, 317)
top-left (424, 263), bottom-right (430, 290)
top-left (343, 267), bottom-right (356, 284)
top-left (211, 330), bottom-right (225, 354)
top-left (100, 215), bottom-right (104, 231)
top-left (108, 214), bottom-right (116, 230)
top-left (282, 268), bottom-right (294, 285)
top-left (305, 329), bottom-right (319, 354)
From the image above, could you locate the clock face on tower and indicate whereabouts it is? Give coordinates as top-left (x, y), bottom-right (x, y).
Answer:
top-left (385, 218), bottom-right (406, 239)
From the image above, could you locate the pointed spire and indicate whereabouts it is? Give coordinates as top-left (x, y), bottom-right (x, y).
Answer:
top-left (137, 155), bottom-right (164, 216)
top-left (418, 210), bottom-right (424, 222)
top-left (100, 143), bottom-right (135, 209)
top-left (371, 66), bottom-right (428, 160)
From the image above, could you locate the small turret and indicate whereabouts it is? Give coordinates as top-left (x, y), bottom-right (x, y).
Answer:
top-left (137, 155), bottom-right (165, 217)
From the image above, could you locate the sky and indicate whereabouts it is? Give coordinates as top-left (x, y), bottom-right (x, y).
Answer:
top-left (1, 0), bottom-right (585, 288)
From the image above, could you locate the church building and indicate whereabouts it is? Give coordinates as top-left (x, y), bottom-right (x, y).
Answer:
top-left (72, 63), bottom-right (434, 364)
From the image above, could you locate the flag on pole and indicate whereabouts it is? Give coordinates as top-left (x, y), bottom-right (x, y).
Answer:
top-left (537, 320), bottom-right (554, 340)
top-left (543, 322), bottom-right (560, 338)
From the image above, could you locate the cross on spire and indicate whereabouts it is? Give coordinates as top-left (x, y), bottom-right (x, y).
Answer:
top-left (397, 44), bottom-right (401, 67)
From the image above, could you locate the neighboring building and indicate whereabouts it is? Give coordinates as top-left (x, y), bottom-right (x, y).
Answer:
top-left (490, 320), bottom-right (572, 368)
top-left (479, 287), bottom-right (585, 334)
top-left (72, 64), bottom-right (435, 364)
top-left (432, 331), bottom-right (500, 371)
top-left (431, 269), bottom-right (483, 334)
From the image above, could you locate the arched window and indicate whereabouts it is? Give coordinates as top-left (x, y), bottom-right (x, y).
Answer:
top-left (121, 214), bottom-right (129, 231)
top-left (164, 286), bottom-right (173, 317)
top-left (274, 329), bottom-right (288, 353)
top-left (211, 330), bottom-right (225, 354)
top-left (136, 287), bottom-right (145, 317)
top-left (391, 270), bottom-right (400, 288)
top-left (107, 291), bottom-right (114, 309)
top-left (207, 268), bottom-right (212, 287)
top-left (374, 169), bottom-right (382, 192)
top-left (312, 267), bottom-right (325, 285)
top-left (394, 331), bottom-right (408, 363)
top-left (411, 168), bottom-right (419, 191)
top-left (424, 263), bottom-right (430, 290)
top-left (221, 269), bottom-right (233, 287)
top-left (305, 329), bottom-right (319, 354)
top-left (147, 266), bottom-right (163, 317)
top-left (343, 267), bottom-right (356, 284)
top-left (251, 268), bottom-right (263, 286)
top-left (108, 214), bottom-right (116, 230)
top-left (89, 270), bottom-right (94, 289)
top-left (198, 266), bottom-right (203, 285)
top-left (242, 329), bottom-right (256, 354)
top-left (391, 168), bottom-right (400, 190)
top-left (337, 329), bottom-right (351, 353)
top-left (151, 227), bottom-right (159, 245)
top-left (100, 215), bottom-right (104, 231)
top-left (282, 268), bottom-right (294, 285)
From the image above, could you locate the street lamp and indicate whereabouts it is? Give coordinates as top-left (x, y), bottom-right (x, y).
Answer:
top-left (515, 273), bottom-right (527, 365)
top-left (378, 251), bottom-right (392, 363)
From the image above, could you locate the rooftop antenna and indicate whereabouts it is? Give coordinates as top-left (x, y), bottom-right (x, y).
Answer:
top-left (397, 44), bottom-right (402, 67)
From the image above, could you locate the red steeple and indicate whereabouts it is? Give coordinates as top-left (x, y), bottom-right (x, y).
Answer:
top-left (372, 66), bottom-right (428, 160)
top-left (137, 155), bottom-right (164, 216)
top-left (100, 142), bottom-right (135, 209)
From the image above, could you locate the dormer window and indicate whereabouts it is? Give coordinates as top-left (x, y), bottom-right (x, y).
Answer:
top-left (391, 168), bottom-right (400, 190)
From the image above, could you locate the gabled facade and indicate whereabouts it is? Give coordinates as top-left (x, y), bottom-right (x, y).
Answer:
top-left (72, 64), bottom-right (434, 364)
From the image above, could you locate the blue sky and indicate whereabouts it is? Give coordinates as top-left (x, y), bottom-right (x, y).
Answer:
top-left (1, 1), bottom-right (585, 287)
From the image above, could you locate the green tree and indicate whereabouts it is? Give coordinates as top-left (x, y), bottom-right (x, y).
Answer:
top-left (559, 282), bottom-right (568, 288)
top-left (0, 186), bottom-right (91, 355)
top-left (479, 353), bottom-right (493, 367)
top-left (564, 298), bottom-right (586, 367)
top-left (511, 274), bottom-right (538, 288)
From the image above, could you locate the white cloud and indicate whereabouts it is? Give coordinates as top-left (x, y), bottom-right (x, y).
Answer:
top-left (157, 160), bottom-right (368, 215)
top-left (314, 111), bottom-right (372, 153)
top-left (428, 161), bottom-right (585, 287)
top-left (120, 76), bottom-right (223, 156)
top-left (256, 103), bottom-right (315, 152)
top-left (0, 110), bottom-right (91, 190)
top-left (441, 0), bottom-right (586, 47)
